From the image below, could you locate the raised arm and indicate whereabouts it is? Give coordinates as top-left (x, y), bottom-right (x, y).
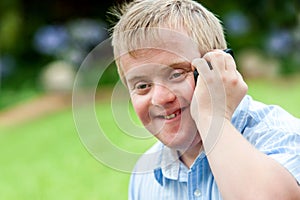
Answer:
top-left (191, 50), bottom-right (300, 200)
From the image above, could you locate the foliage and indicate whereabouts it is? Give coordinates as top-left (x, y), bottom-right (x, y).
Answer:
top-left (0, 0), bottom-right (299, 107)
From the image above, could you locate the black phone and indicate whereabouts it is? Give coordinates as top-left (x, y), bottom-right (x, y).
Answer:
top-left (193, 48), bottom-right (234, 83)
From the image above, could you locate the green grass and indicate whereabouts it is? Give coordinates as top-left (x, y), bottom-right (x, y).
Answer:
top-left (0, 77), bottom-right (299, 199)
top-left (0, 88), bottom-right (40, 110)
top-left (246, 76), bottom-right (300, 117)
top-left (0, 104), bottom-right (153, 200)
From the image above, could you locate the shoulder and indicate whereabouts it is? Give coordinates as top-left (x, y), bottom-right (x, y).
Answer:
top-left (248, 96), bottom-right (300, 129)
top-left (129, 142), bottom-right (164, 200)
top-left (132, 141), bottom-right (163, 173)
top-left (236, 95), bottom-right (300, 134)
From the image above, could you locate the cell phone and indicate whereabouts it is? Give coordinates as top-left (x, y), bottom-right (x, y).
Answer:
top-left (193, 48), bottom-right (234, 83)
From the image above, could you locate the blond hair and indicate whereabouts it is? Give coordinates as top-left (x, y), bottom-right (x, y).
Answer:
top-left (111, 0), bottom-right (227, 81)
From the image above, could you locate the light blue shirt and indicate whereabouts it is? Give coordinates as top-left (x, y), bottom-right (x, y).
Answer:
top-left (129, 95), bottom-right (300, 200)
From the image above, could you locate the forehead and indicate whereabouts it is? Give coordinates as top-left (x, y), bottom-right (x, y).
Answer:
top-left (120, 49), bottom-right (189, 69)
top-left (119, 43), bottom-right (200, 74)
top-left (117, 27), bottom-right (200, 70)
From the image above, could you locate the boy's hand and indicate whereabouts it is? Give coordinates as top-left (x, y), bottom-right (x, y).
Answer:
top-left (190, 50), bottom-right (248, 140)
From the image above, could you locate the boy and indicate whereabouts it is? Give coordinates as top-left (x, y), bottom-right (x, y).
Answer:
top-left (111, 0), bottom-right (300, 199)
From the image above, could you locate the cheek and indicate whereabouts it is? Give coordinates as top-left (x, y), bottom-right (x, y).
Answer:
top-left (174, 76), bottom-right (195, 101)
top-left (131, 96), bottom-right (150, 125)
top-left (186, 76), bottom-right (196, 100)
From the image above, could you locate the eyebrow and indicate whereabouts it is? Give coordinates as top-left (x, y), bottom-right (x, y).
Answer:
top-left (126, 75), bottom-right (148, 85)
top-left (169, 61), bottom-right (191, 70)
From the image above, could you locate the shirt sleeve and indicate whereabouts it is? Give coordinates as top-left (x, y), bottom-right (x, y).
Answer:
top-left (269, 151), bottom-right (300, 184)
top-left (244, 105), bottom-right (300, 184)
top-left (258, 129), bottom-right (300, 184)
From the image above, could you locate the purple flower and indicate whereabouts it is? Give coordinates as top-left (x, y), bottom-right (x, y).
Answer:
top-left (266, 30), bottom-right (293, 56)
top-left (224, 11), bottom-right (250, 36)
top-left (33, 25), bottom-right (69, 55)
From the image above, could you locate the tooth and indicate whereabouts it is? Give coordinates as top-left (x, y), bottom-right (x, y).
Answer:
top-left (164, 113), bottom-right (176, 119)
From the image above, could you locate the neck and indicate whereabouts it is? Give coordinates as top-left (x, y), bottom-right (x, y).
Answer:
top-left (179, 136), bottom-right (203, 168)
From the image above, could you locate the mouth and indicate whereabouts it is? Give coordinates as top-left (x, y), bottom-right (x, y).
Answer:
top-left (163, 110), bottom-right (180, 120)
top-left (157, 108), bottom-right (184, 121)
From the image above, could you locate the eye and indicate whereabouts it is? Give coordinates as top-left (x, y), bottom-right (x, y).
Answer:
top-left (169, 69), bottom-right (186, 81)
top-left (134, 82), bottom-right (152, 94)
top-left (136, 83), bottom-right (150, 89)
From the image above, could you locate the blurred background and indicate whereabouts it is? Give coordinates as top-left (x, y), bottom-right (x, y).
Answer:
top-left (1, 0), bottom-right (300, 109)
top-left (0, 0), bottom-right (299, 199)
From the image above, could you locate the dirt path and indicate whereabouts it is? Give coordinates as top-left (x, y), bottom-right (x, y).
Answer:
top-left (0, 87), bottom-right (113, 127)
top-left (0, 93), bottom-right (72, 127)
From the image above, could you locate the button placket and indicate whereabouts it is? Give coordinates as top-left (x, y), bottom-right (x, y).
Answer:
top-left (187, 152), bottom-right (206, 199)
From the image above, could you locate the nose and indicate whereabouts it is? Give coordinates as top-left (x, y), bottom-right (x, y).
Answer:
top-left (151, 83), bottom-right (176, 106)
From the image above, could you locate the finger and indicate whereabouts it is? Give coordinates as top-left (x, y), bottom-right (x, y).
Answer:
top-left (202, 51), bottom-right (226, 73)
top-left (192, 58), bottom-right (212, 75)
top-left (191, 58), bottom-right (213, 92)
top-left (192, 57), bottom-right (224, 95)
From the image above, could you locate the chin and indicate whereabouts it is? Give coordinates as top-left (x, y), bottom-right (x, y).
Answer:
top-left (159, 130), bottom-right (199, 150)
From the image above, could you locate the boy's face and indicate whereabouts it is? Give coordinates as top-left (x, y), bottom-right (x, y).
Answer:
top-left (119, 33), bottom-right (202, 150)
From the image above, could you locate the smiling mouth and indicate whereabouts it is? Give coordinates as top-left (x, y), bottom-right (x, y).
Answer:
top-left (160, 109), bottom-right (182, 120)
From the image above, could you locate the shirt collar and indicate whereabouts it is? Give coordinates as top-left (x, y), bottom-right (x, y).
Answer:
top-left (154, 146), bottom-right (206, 185)
top-left (154, 146), bottom-right (181, 186)
top-left (161, 146), bottom-right (181, 180)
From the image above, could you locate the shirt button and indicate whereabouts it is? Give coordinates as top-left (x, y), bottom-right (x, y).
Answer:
top-left (194, 189), bottom-right (201, 197)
